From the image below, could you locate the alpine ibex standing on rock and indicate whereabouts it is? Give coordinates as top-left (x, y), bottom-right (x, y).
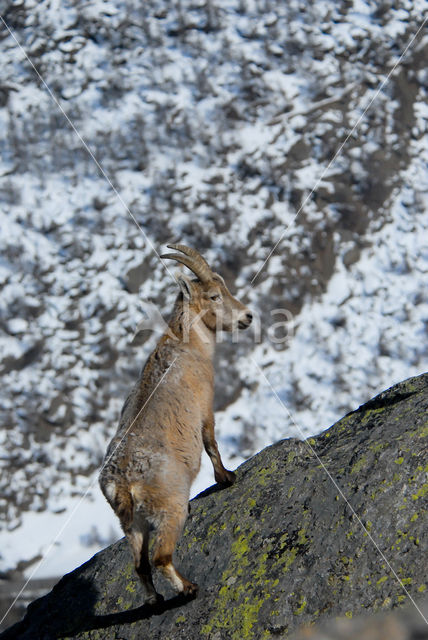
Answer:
top-left (99, 245), bottom-right (252, 603)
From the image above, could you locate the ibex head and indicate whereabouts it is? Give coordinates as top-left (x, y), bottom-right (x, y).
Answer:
top-left (161, 244), bottom-right (253, 333)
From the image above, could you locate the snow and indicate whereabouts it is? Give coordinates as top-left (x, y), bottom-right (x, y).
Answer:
top-left (216, 169), bottom-right (428, 445)
top-left (2, 486), bottom-right (120, 580)
top-left (0, 0), bottom-right (428, 588)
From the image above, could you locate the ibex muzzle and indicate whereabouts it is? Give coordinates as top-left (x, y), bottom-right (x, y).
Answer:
top-left (99, 244), bottom-right (252, 603)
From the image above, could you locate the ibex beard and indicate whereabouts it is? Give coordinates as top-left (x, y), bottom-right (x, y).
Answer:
top-left (99, 245), bottom-right (252, 604)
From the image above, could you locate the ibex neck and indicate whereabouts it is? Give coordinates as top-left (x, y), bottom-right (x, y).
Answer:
top-left (189, 313), bottom-right (216, 359)
top-left (167, 303), bottom-right (215, 360)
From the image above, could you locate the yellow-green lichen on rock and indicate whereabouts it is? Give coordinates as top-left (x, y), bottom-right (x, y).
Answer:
top-left (5, 374), bottom-right (428, 640)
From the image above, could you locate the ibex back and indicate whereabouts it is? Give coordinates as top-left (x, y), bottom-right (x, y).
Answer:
top-left (99, 245), bottom-right (252, 603)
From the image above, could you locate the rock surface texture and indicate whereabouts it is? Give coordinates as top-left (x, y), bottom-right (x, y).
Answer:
top-left (2, 374), bottom-right (427, 639)
top-left (289, 600), bottom-right (428, 640)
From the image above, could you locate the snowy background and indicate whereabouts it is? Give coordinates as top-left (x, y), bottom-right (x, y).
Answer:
top-left (0, 0), bottom-right (428, 621)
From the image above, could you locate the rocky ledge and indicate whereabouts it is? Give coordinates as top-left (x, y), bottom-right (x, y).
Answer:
top-left (2, 374), bottom-right (427, 639)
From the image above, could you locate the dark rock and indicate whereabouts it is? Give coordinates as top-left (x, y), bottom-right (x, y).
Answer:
top-left (2, 373), bottom-right (427, 639)
top-left (290, 599), bottom-right (428, 639)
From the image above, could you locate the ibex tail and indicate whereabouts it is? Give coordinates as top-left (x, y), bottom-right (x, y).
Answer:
top-left (115, 486), bottom-right (134, 531)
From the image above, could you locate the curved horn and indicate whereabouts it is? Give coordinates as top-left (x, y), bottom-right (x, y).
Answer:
top-left (160, 244), bottom-right (213, 283)
top-left (166, 244), bottom-right (211, 269)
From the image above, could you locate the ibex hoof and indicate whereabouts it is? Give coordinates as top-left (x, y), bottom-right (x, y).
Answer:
top-left (145, 592), bottom-right (164, 606)
top-left (182, 581), bottom-right (198, 599)
top-left (216, 469), bottom-right (236, 486)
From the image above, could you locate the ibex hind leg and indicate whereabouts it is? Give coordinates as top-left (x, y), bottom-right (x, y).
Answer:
top-left (126, 522), bottom-right (161, 605)
top-left (111, 487), bottom-right (161, 606)
top-left (152, 507), bottom-right (198, 598)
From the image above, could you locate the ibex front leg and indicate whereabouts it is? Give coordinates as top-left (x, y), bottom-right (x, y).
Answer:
top-left (203, 414), bottom-right (236, 486)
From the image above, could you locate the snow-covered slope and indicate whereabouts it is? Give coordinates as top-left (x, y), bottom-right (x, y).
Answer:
top-left (0, 0), bottom-right (427, 593)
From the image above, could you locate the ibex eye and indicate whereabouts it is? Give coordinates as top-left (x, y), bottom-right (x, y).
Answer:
top-left (210, 294), bottom-right (221, 301)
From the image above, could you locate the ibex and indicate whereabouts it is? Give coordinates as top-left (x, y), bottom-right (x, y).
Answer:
top-left (99, 245), bottom-right (252, 603)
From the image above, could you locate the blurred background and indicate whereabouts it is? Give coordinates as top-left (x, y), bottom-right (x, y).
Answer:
top-left (0, 0), bottom-right (427, 628)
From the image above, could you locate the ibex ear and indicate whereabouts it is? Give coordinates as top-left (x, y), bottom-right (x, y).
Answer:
top-left (177, 274), bottom-right (193, 301)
